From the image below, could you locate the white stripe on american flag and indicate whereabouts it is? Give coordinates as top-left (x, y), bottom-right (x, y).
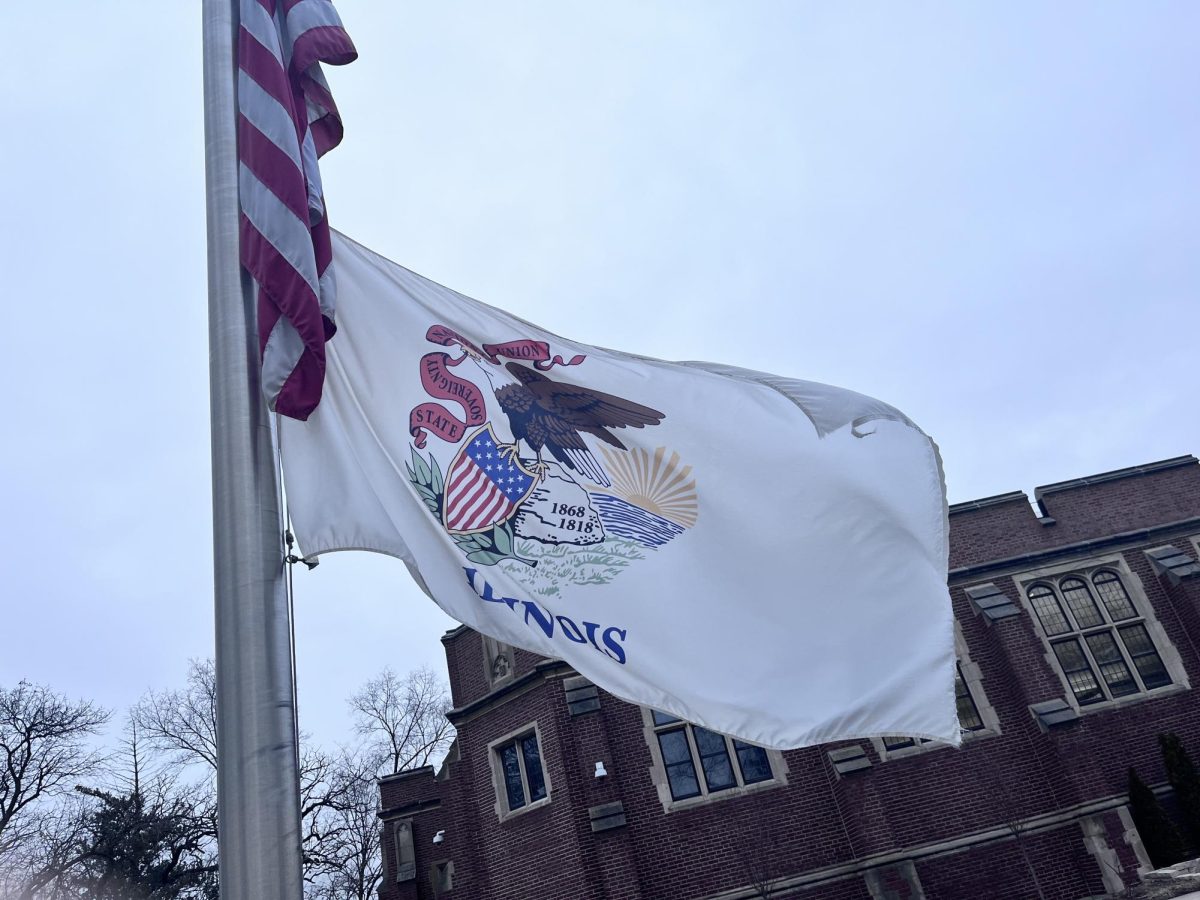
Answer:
top-left (446, 467), bottom-right (487, 509)
top-left (237, 74), bottom-right (304, 170)
top-left (286, 0), bottom-right (345, 38)
top-left (238, 165), bottom-right (321, 293)
top-left (240, 3), bottom-right (285, 65)
top-left (467, 492), bottom-right (511, 531)
top-left (453, 477), bottom-right (497, 527)
top-left (458, 486), bottom-right (501, 528)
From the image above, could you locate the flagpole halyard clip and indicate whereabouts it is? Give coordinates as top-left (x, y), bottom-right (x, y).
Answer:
top-left (284, 530), bottom-right (319, 570)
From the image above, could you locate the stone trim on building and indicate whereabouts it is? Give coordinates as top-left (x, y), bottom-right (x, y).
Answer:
top-left (871, 621), bottom-right (1000, 761)
top-left (951, 516), bottom-right (1200, 580)
top-left (1116, 804), bottom-right (1154, 876)
top-left (1013, 553), bottom-right (1190, 714)
top-left (481, 634), bottom-right (516, 689)
top-left (446, 658), bottom-right (569, 727)
top-left (640, 706), bottom-right (789, 813)
top-left (392, 819), bottom-right (416, 883)
top-left (486, 721), bottom-right (552, 823)
top-left (697, 789), bottom-right (1156, 900)
top-left (964, 581), bottom-right (1021, 622)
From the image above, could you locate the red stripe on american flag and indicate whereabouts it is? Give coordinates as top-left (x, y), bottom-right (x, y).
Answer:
top-left (450, 478), bottom-right (497, 530)
top-left (446, 466), bottom-right (485, 507)
top-left (468, 492), bottom-right (511, 531)
top-left (293, 27), bottom-right (358, 74)
top-left (237, 28), bottom-right (299, 120)
top-left (237, 118), bottom-right (311, 221)
top-left (239, 220), bottom-right (324, 340)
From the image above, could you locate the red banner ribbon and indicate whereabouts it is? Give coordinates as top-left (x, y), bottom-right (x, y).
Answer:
top-left (409, 325), bottom-right (586, 447)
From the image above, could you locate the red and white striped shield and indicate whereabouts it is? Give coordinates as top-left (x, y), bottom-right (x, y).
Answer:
top-left (442, 425), bottom-right (539, 534)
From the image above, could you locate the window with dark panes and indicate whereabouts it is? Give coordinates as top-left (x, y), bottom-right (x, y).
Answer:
top-left (954, 662), bottom-right (985, 730)
top-left (495, 731), bottom-right (547, 813)
top-left (883, 663), bottom-right (985, 752)
top-left (1025, 569), bottom-right (1172, 706)
top-left (651, 711), bottom-right (775, 801)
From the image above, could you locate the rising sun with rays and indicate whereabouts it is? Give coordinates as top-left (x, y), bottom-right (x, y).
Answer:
top-left (593, 446), bottom-right (699, 528)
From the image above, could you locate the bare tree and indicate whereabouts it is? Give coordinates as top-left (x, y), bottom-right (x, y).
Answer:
top-left (3, 717), bottom-right (217, 900)
top-left (732, 816), bottom-right (783, 899)
top-left (973, 749), bottom-right (1048, 900)
top-left (1, 793), bottom-right (92, 900)
top-left (304, 752), bottom-right (383, 900)
top-left (126, 661), bottom-right (452, 897)
top-left (297, 743), bottom-right (363, 870)
top-left (349, 667), bottom-right (454, 776)
top-left (132, 661), bottom-right (217, 772)
top-left (0, 681), bottom-right (109, 860)
top-left (130, 660), bottom-right (380, 895)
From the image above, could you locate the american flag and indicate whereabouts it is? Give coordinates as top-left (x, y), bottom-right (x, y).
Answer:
top-left (444, 427), bottom-right (538, 534)
top-left (237, 0), bottom-right (356, 420)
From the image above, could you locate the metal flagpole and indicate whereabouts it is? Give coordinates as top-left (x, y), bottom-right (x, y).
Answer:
top-left (202, 0), bottom-right (305, 897)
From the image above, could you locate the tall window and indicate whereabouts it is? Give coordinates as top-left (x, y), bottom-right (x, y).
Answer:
top-left (882, 663), bottom-right (985, 751)
top-left (651, 711), bottom-right (774, 802)
top-left (1025, 569), bottom-right (1171, 706)
top-left (494, 730), bottom-right (547, 813)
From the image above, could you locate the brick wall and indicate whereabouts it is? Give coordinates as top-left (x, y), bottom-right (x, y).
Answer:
top-left (380, 457), bottom-right (1200, 900)
top-left (949, 457), bottom-right (1200, 571)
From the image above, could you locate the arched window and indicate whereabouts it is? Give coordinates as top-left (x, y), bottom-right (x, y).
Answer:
top-left (1059, 577), bottom-right (1103, 628)
top-left (1093, 570), bottom-right (1137, 621)
top-left (1025, 568), bottom-right (1173, 706)
top-left (1028, 583), bottom-right (1069, 635)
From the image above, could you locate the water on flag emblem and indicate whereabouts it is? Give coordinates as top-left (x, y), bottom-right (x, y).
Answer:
top-left (443, 425), bottom-right (539, 534)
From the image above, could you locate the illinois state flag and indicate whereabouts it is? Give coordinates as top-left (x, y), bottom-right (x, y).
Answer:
top-left (281, 232), bottom-right (958, 749)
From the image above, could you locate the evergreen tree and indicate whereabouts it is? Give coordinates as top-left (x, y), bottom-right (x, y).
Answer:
top-left (63, 782), bottom-right (217, 900)
top-left (1160, 732), bottom-right (1200, 846)
top-left (29, 721), bottom-right (220, 900)
top-left (1128, 767), bottom-right (1187, 868)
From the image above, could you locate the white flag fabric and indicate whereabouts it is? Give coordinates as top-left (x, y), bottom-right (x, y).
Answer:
top-left (281, 232), bottom-right (958, 749)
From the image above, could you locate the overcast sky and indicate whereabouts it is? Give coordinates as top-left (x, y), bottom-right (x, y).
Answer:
top-left (1, 2), bottom-right (1197, 752)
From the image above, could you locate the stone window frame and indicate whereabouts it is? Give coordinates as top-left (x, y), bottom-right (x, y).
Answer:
top-left (871, 621), bottom-right (1001, 761)
top-left (640, 707), bottom-right (789, 813)
top-left (1189, 534), bottom-right (1200, 562)
top-left (487, 722), bottom-right (552, 822)
top-left (430, 859), bottom-right (454, 896)
top-left (392, 819), bottom-right (416, 883)
top-left (1014, 554), bottom-right (1189, 714)
top-left (482, 634), bottom-right (515, 688)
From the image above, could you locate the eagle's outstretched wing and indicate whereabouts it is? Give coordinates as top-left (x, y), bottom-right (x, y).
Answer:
top-left (505, 363), bottom-right (664, 436)
top-left (504, 362), bottom-right (665, 487)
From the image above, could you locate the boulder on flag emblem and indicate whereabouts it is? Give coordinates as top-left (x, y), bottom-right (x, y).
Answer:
top-left (442, 425), bottom-right (539, 534)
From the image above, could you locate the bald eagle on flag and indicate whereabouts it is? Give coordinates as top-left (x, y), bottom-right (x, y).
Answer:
top-left (471, 358), bottom-right (666, 487)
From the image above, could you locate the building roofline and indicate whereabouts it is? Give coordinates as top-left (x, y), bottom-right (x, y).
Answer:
top-left (948, 491), bottom-right (1029, 515)
top-left (377, 765), bottom-right (435, 786)
top-left (950, 516), bottom-right (1200, 581)
top-left (947, 456), bottom-right (1197, 515)
top-left (1033, 456), bottom-right (1197, 501)
top-left (378, 797), bottom-right (441, 822)
top-left (440, 624), bottom-right (471, 643)
top-left (446, 658), bottom-right (571, 726)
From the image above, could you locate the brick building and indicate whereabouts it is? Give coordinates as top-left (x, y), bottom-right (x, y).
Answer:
top-left (378, 456), bottom-right (1200, 900)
